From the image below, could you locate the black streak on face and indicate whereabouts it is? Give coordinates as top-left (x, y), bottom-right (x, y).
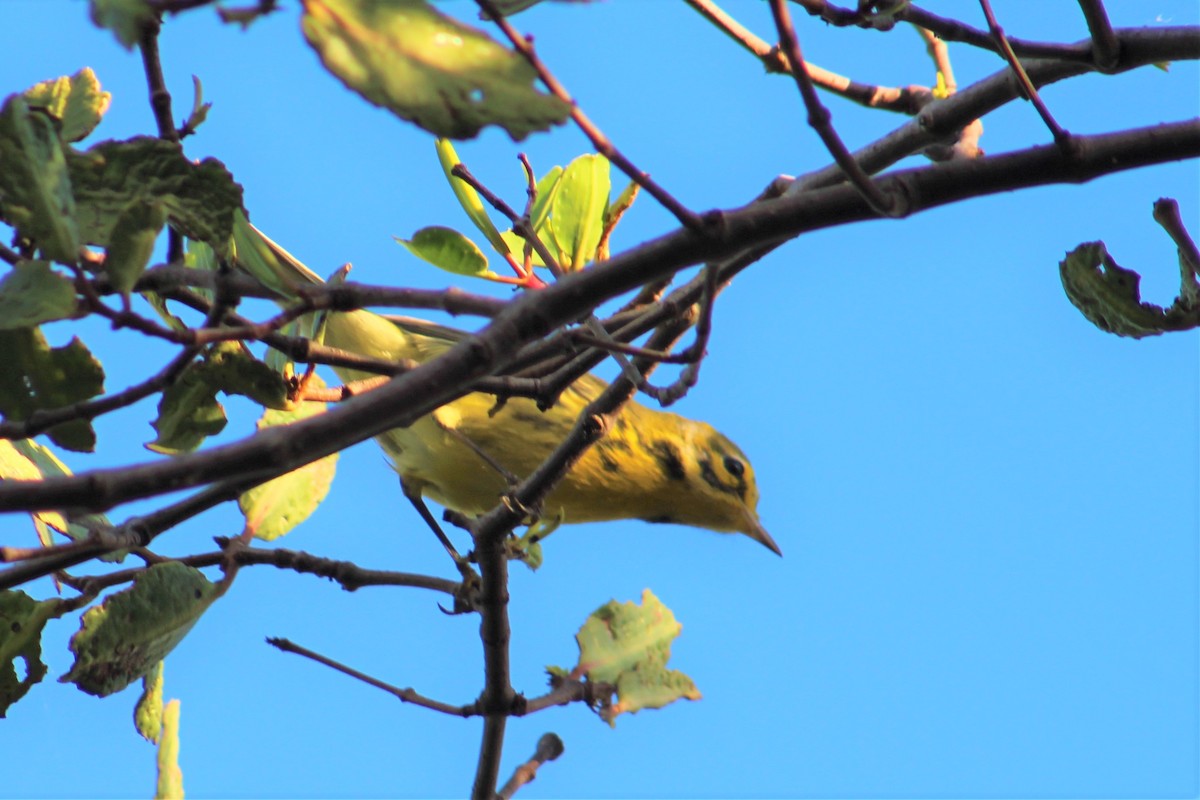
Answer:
top-left (699, 459), bottom-right (746, 500)
top-left (649, 440), bottom-right (687, 481)
top-left (642, 514), bottom-right (678, 525)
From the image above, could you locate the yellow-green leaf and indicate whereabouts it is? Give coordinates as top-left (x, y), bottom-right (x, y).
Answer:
top-left (7, 438), bottom-right (118, 558)
top-left (434, 138), bottom-right (509, 254)
top-left (134, 661), bottom-right (164, 744)
top-left (548, 154), bottom-right (609, 271)
top-left (23, 68), bottom-right (112, 143)
top-left (397, 226), bottom-right (493, 277)
top-left (301, 0), bottom-right (571, 140)
top-left (238, 386), bottom-right (339, 541)
top-left (155, 699), bottom-right (184, 799)
top-left (573, 589), bottom-right (699, 727)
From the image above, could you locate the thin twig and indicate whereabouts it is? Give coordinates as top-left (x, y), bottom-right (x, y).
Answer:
top-left (1152, 198), bottom-right (1200, 302)
top-left (978, 0), bottom-right (1070, 146)
top-left (0, 241), bottom-right (22, 266)
top-left (268, 637), bottom-right (480, 716)
top-left (685, 0), bottom-right (932, 114)
top-left (496, 733), bottom-right (565, 800)
top-left (61, 542), bottom-right (464, 597)
top-left (1075, 0), bottom-right (1121, 70)
top-left (474, 0), bottom-right (703, 232)
top-left (3, 119), bottom-right (1197, 519)
top-left (791, 1), bottom-right (1099, 63)
top-left (917, 26), bottom-right (957, 93)
top-left (770, 0), bottom-right (901, 216)
top-left (450, 163), bottom-right (563, 279)
top-left (137, 16), bottom-right (185, 265)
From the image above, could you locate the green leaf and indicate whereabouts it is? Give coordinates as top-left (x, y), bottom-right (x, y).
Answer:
top-left (134, 661), bottom-right (164, 744)
top-left (0, 96), bottom-right (81, 263)
top-left (499, 229), bottom-right (549, 268)
top-left (301, 0), bottom-right (571, 140)
top-left (104, 198), bottom-right (167, 298)
top-left (434, 138), bottom-right (509, 254)
top-left (0, 590), bottom-right (64, 717)
top-left (1059, 241), bottom-right (1200, 338)
top-left (0, 260), bottom-right (77, 329)
top-left (146, 342), bottom-right (287, 454)
top-left (548, 153), bottom-right (609, 271)
top-left (238, 388), bottom-right (339, 541)
top-left (62, 562), bottom-right (220, 697)
top-left (23, 68), bottom-right (112, 144)
top-left (597, 180), bottom-right (639, 261)
top-left (68, 137), bottom-right (243, 252)
top-left (0, 328), bottom-right (104, 452)
top-left (146, 362), bottom-right (226, 455)
top-left (89, 0), bottom-right (156, 50)
top-left (529, 165), bottom-right (563, 233)
top-left (155, 699), bottom-right (184, 799)
top-left (208, 342), bottom-right (291, 410)
top-left (573, 589), bottom-right (699, 727)
top-left (397, 226), bottom-right (493, 277)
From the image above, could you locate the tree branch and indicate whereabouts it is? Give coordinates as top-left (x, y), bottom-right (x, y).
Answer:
top-left (1, 120), bottom-right (1196, 520)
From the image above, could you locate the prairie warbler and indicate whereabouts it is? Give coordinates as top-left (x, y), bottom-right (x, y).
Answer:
top-left (233, 221), bottom-right (780, 555)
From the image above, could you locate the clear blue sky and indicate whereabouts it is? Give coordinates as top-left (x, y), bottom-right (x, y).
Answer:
top-left (1, 1), bottom-right (1197, 797)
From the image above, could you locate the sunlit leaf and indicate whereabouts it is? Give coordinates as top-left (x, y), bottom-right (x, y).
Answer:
top-left (434, 138), bottom-right (508, 254)
top-left (238, 386), bottom-right (339, 541)
top-left (134, 661), bottom-right (164, 744)
top-left (569, 589), bottom-right (699, 726)
top-left (548, 153), bottom-right (609, 271)
top-left (7, 437), bottom-right (118, 558)
top-left (397, 226), bottom-right (493, 277)
top-left (301, 0), bottom-right (571, 140)
top-left (23, 68), bottom-right (112, 143)
top-left (155, 699), bottom-right (184, 799)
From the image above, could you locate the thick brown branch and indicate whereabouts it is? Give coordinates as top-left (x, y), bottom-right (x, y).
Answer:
top-left (0, 121), bottom-right (1195, 522)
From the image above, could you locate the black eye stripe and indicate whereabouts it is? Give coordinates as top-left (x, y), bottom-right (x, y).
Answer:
top-left (723, 455), bottom-right (745, 478)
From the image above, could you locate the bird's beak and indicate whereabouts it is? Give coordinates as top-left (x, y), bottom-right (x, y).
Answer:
top-left (742, 514), bottom-right (782, 557)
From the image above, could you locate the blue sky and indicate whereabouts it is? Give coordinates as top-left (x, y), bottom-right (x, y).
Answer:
top-left (1, 1), bottom-right (1197, 797)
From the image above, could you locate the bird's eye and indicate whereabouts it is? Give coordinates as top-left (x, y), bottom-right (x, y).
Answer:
top-left (723, 455), bottom-right (745, 478)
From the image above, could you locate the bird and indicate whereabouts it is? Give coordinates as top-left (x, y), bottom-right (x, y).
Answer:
top-left (231, 217), bottom-right (780, 556)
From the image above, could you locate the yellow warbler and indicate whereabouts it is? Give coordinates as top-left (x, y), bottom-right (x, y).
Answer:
top-left (232, 220), bottom-right (780, 555)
